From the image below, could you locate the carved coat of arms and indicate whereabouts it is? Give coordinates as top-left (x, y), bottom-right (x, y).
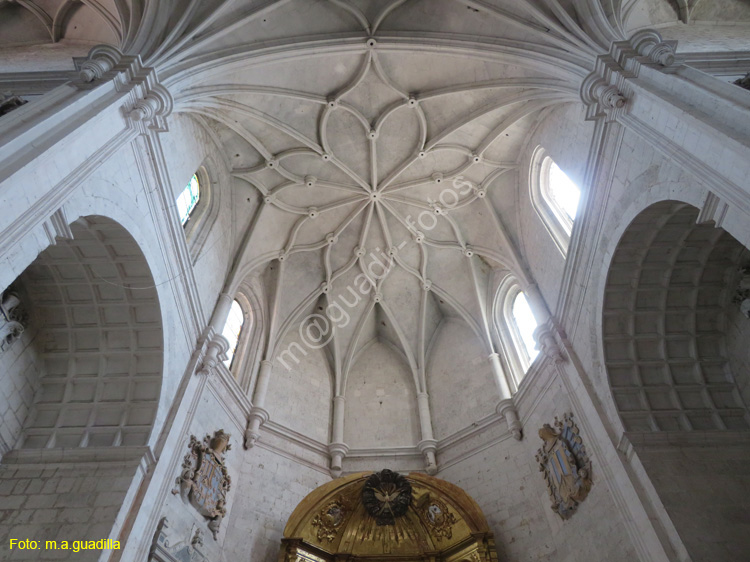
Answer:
top-left (172, 430), bottom-right (232, 539)
top-left (535, 413), bottom-right (592, 519)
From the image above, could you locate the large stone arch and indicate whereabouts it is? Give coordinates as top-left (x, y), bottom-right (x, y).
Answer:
top-left (602, 200), bottom-right (750, 561)
top-left (2, 215), bottom-right (163, 452)
top-left (603, 201), bottom-right (749, 432)
top-left (0, 215), bottom-right (164, 562)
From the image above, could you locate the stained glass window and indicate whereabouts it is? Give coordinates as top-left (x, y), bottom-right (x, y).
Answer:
top-left (222, 300), bottom-right (244, 368)
top-left (512, 291), bottom-right (539, 365)
top-left (548, 162), bottom-right (580, 221)
top-left (177, 174), bottom-right (200, 225)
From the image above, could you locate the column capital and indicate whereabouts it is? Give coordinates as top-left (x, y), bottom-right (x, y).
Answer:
top-left (581, 29), bottom-right (676, 123)
top-left (533, 320), bottom-right (566, 364)
top-left (328, 442), bottom-right (349, 457)
top-left (196, 333), bottom-right (230, 376)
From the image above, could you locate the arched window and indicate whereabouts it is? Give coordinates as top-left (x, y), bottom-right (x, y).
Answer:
top-left (495, 276), bottom-right (541, 388)
top-left (511, 291), bottom-right (539, 370)
top-left (222, 300), bottom-right (245, 368)
top-left (177, 162), bottom-right (223, 262)
top-left (529, 147), bottom-right (581, 255)
top-left (177, 174), bottom-right (201, 225)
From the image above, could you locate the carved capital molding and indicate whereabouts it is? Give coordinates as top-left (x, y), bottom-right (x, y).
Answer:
top-left (581, 65), bottom-right (628, 123)
top-left (77, 44), bottom-right (174, 132)
top-left (127, 82), bottom-right (174, 133)
top-left (79, 45), bottom-right (125, 83)
top-left (581, 29), bottom-right (676, 122)
top-left (328, 442), bottom-right (349, 478)
top-left (417, 438), bottom-right (438, 475)
top-left (196, 330), bottom-right (230, 376)
top-left (533, 320), bottom-right (566, 364)
top-left (629, 30), bottom-right (677, 68)
top-left (243, 406), bottom-right (270, 449)
top-left (496, 398), bottom-right (522, 441)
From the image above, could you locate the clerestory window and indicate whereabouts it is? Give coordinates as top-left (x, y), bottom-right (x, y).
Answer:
top-left (222, 299), bottom-right (245, 368)
top-left (511, 291), bottom-right (539, 371)
top-left (530, 147), bottom-right (581, 255)
top-left (177, 174), bottom-right (201, 226)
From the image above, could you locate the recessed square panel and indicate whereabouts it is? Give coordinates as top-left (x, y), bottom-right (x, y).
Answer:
top-left (645, 389), bottom-right (675, 410)
top-left (636, 339), bottom-right (664, 361)
top-left (100, 380), bottom-right (129, 401)
top-left (69, 381), bottom-right (96, 402)
top-left (614, 391), bottom-right (643, 412)
top-left (94, 405), bottom-right (125, 426)
top-left (634, 312), bottom-right (660, 335)
top-left (640, 365), bottom-right (667, 386)
top-left (666, 338), bottom-right (692, 359)
top-left (677, 389), bottom-right (707, 409)
top-left (686, 413), bottom-right (719, 430)
top-left (103, 306), bottom-right (131, 325)
top-left (60, 407), bottom-right (91, 427)
top-left (653, 414), bottom-right (682, 431)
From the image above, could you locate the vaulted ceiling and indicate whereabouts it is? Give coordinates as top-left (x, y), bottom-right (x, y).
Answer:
top-left (3, 0), bottom-right (749, 389)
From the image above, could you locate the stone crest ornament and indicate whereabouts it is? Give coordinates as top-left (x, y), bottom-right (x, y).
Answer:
top-left (172, 430), bottom-right (232, 539)
top-left (361, 469), bottom-right (412, 526)
top-left (0, 291), bottom-right (25, 353)
top-left (416, 495), bottom-right (457, 541)
top-left (535, 413), bottom-right (592, 519)
top-left (310, 495), bottom-right (351, 542)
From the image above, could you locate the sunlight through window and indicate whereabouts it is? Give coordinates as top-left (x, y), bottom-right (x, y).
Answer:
top-left (222, 300), bottom-right (244, 367)
top-left (177, 174), bottom-right (201, 225)
top-left (548, 162), bottom-right (580, 221)
top-left (512, 292), bottom-right (539, 364)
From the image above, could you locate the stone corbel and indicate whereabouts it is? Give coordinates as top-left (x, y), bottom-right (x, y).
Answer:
top-left (127, 83), bottom-right (173, 133)
top-left (581, 68), bottom-right (628, 123)
top-left (533, 320), bottom-right (566, 364)
top-left (79, 45), bottom-right (126, 83)
top-left (417, 439), bottom-right (438, 475)
top-left (243, 406), bottom-right (270, 449)
top-left (496, 399), bottom-right (522, 440)
top-left (328, 442), bottom-right (349, 478)
top-left (196, 329), bottom-right (230, 376)
top-left (629, 30), bottom-right (676, 68)
top-left (582, 29), bottom-right (676, 123)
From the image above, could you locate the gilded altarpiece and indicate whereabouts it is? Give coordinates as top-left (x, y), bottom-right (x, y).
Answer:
top-left (278, 470), bottom-right (499, 562)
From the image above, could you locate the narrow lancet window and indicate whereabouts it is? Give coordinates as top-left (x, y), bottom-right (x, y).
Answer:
top-left (177, 174), bottom-right (201, 225)
top-left (512, 291), bottom-right (539, 367)
top-left (222, 300), bottom-right (245, 368)
top-left (548, 161), bottom-right (580, 222)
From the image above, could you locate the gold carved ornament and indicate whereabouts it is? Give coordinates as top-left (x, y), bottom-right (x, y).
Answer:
top-left (310, 495), bottom-right (352, 543)
top-left (414, 494), bottom-right (457, 542)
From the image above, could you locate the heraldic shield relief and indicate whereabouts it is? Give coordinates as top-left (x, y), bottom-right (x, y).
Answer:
top-left (172, 429), bottom-right (232, 539)
top-left (535, 413), bottom-right (592, 519)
